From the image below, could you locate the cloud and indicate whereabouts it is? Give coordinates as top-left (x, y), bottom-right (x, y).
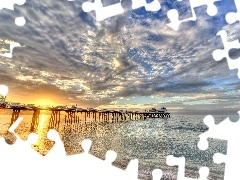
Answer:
top-left (0, 0), bottom-right (239, 114)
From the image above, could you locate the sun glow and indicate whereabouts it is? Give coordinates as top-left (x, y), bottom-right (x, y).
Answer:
top-left (33, 99), bottom-right (57, 107)
top-left (113, 58), bottom-right (120, 69)
top-left (37, 114), bottom-right (50, 135)
top-left (39, 114), bottom-right (46, 129)
top-left (34, 113), bottom-right (52, 155)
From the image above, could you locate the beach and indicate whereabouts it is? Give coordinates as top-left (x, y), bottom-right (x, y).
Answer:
top-left (0, 113), bottom-right (236, 179)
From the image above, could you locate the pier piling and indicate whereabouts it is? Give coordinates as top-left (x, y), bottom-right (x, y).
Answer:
top-left (3, 106), bottom-right (171, 130)
top-left (10, 109), bottom-right (21, 125)
top-left (30, 109), bottom-right (40, 132)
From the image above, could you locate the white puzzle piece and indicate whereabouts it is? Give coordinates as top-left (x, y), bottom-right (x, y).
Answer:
top-left (131, 0), bottom-right (161, 12)
top-left (0, 0), bottom-right (26, 26)
top-left (225, 0), bottom-right (240, 25)
top-left (166, 155), bottom-right (209, 180)
top-left (198, 111), bottom-right (240, 180)
top-left (0, 41), bottom-right (21, 58)
top-left (212, 30), bottom-right (240, 78)
top-left (82, 0), bottom-right (124, 21)
top-left (167, 0), bottom-right (220, 31)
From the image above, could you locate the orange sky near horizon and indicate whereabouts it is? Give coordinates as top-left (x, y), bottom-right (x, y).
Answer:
top-left (3, 92), bottom-right (147, 111)
top-left (4, 91), bottom-right (65, 106)
top-left (3, 90), bottom-right (109, 109)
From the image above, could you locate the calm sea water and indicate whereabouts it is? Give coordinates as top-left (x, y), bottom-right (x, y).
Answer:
top-left (0, 113), bottom-right (238, 180)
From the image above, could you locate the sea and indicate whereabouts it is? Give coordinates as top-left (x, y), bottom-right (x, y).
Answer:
top-left (0, 111), bottom-right (238, 180)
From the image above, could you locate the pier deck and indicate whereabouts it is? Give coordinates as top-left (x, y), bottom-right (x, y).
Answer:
top-left (0, 104), bottom-right (170, 132)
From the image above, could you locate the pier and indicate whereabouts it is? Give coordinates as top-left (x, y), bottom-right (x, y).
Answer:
top-left (0, 103), bottom-right (170, 132)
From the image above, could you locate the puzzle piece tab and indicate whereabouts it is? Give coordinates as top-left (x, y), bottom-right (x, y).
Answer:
top-left (152, 169), bottom-right (163, 180)
top-left (198, 111), bottom-right (240, 180)
top-left (0, 0), bottom-right (26, 26)
top-left (82, 0), bottom-right (124, 21)
top-left (225, 0), bottom-right (240, 24)
top-left (0, 117), bottom-right (70, 180)
top-left (66, 139), bottom-right (139, 180)
top-left (167, 0), bottom-right (220, 30)
top-left (0, 117), bottom-right (140, 180)
top-left (166, 155), bottom-right (209, 180)
top-left (0, 0), bottom-right (25, 11)
top-left (212, 30), bottom-right (240, 78)
top-left (131, 0), bottom-right (161, 12)
top-left (0, 117), bottom-right (43, 179)
top-left (0, 41), bottom-right (21, 58)
top-left (81, 0), bottom-right (161, 21)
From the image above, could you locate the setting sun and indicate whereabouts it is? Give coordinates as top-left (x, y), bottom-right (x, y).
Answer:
top-left (33, 99), bottom-right (57, 107)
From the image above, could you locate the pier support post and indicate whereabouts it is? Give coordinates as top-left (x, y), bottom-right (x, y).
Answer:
top-left (10, 109), bottom-right (21, 125)
top-left (49, 110), bottom-right (61, 130)
top-left (65, 111), bottom-right (82, 125)
top-left (30, 109), bottom-right (40, 132)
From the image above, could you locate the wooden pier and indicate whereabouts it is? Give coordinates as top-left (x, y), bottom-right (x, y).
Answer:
top-left (0, 104), bottom-right (170, 132)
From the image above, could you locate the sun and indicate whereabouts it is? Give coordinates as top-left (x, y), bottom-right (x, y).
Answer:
top-left (33, 99), bottom-right (57, 107)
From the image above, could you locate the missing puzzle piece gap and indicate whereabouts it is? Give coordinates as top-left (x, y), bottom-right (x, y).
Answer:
top-left (8, 116), bottom-right (23, 133)
top-left (45, 129), bottom-right (66, 158)
top-left (152, 169), bottom-right (163, 180)
top-left (0, 42), bottom-right (21, 58)
top-left (105, 150), bottom-right (117, 164)
top-left (0, 0), bottom-right (26, 26)
top-left (64, 138), bottom-right (139, 180)
top-left (81, 0), bottom-right (161, 21)
top-left (198, 113), bottom-right (239, 146)
top-left (131, 0), bottom-right (161, 12)
top-left (166, 155), bottom-right (209, 180)
top-left (15, 16), bottom-right (26, 26)
top-left (82, 0), bottom-right (124, 21)
top-left (167, 0), bottom-right (220, 31)
top-left (0, 0), bottom-right (26, 10)
top-left (213, 153), bottom-right (226, 164)
top-left (198, 111), bottom-right (240, 180)
top-left (81, 138), bottom-right (92, 154)
top-left (225, 0), bottom-right (240, 24)
top-left (212, 30), bottom-right (240, 78)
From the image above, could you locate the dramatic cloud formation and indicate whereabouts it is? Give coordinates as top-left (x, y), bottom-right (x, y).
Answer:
top-left (0, 0), bottom-right (239, 114)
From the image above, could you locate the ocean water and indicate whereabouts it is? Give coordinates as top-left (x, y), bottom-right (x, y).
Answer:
top-left (0, 112), bottom-right (238, 180)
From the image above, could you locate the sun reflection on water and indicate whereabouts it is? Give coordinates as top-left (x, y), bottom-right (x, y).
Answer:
top-left (37, 114), bottom-right (49, 134)
top-left (33, 114), bottom-right (54, 155)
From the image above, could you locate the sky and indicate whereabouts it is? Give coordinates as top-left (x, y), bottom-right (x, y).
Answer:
top-left (0, 0), bottom-right (239, 115)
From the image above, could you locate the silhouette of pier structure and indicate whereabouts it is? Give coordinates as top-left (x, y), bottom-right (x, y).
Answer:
top-left (1, 105), bottom-right (170, 132)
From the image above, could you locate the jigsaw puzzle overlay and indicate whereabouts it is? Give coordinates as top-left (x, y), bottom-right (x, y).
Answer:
top-left (1, 0), bottom-right (240, 179)
top-left (0, 87), bottom-right (239, 179)
top-left (0, 0), bottom-right (26, 58)
top-left (0, 0), bottom-right (26, 26)
top-left (0, 41), bottom-right (21, 58)
top-left (198, 112), bottom-right (240, 180)
top-left (80, 0), bottom-right (219, 29)
top-left (81, 0), bottom-right (161, 21)
top-left (79, 0), bottom-right (240, 78)
top-left (0, 116), bottom-right (141, 180)
top-left (212, 30), bottom-right (240, 78)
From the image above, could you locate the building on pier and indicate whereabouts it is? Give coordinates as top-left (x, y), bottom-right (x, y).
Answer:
top-left (149, 107), bottom-right (168, 113)
top-left (3, 102), bottom-right (22, 108)
top-left (159, 107), bottom-right (168, 114)
top-left (148, 107), bottom-right (170, 118)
